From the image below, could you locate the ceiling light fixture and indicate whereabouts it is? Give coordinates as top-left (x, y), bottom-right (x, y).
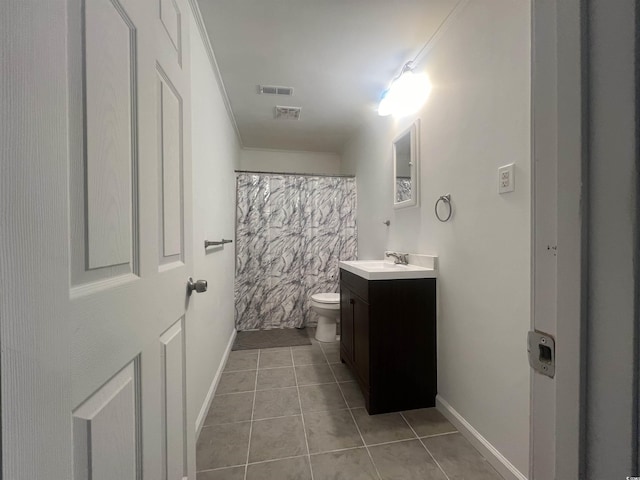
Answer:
top-left (378, 61), bottom-right (432, 117)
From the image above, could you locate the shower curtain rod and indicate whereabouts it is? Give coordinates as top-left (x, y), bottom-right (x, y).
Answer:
top-left (235, 169), bottom-right (355, 179)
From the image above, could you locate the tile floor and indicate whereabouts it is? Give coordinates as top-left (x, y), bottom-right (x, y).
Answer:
top-left (196, 337), bottom-right (503, 480)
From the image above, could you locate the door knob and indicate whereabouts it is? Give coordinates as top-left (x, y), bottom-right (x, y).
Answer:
top-left (187, 277), bottom-right (208, 295)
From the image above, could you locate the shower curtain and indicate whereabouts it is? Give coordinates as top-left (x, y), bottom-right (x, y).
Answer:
top-left (234, 173), bottom-right (357, 330)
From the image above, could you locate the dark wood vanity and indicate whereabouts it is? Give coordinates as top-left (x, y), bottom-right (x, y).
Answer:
top-left (339, 268), bottom-right (437, 414)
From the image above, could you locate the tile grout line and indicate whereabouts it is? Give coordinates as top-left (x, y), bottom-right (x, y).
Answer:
top-left (247, 452), bottom-right (309, 466)
top-left (202, 412), bottom-right (461, 434)
top-left (214, 377), bottom-right (358, 397)
top-left (421, 430), bottom-right (458, 439)
top-left (321, 343), bottom-right (384, 480)
top-left (227, 362), bottom-right (323, 373)
top-left (198, 453), bottom-right (310, 473)
top-left (290, 347), bottom-right (315, 480)
top-left (201, 418), bottom-right (458, 455)
top-left (200, 435), bottom-right (444, 475)
top-left (211, 389), bottom-right (257, 397)
top-left (419, 437), bottom-right (453, 480)
top-left (307, 437), bottom-right (425, 455)
top-left (216, 377), bottom-right (349, 395)
top-left (203, 409), bottom-right (334, 428)
top-left (243, 349), bottom-right (261, 480)
top-left (235, 413), bottom-right (302, 425)
top-left (225, 360), bottom-right (341, 375)
top-left (199, 433), bottom-right (448, 475)
top-left (400, 412), bottom-right (452, 480)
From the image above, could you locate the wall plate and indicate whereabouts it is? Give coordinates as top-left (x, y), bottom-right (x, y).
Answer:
top-left (498, 163), bottom-right (515, 194)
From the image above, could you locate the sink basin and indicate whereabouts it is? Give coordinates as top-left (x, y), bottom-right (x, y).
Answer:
top-left (339, 260), bottom-right (436, 280)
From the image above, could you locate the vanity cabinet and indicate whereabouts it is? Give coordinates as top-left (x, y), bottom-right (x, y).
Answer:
top-left (339, 268), bottom-right (437, 414)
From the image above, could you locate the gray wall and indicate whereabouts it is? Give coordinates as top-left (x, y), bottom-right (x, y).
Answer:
top-left (188, 7), bottom-right (241, 435)
top-left (341, 0), bottom-right (531, 475)
top-left (239, 148), bottom-right (341, 175)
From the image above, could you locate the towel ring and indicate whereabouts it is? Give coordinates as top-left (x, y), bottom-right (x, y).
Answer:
top-left (435, 194), bottom-right (452, 222)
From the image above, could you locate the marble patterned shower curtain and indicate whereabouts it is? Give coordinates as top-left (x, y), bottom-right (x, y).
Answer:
top-left (234, 173), bottom-right (357, 330)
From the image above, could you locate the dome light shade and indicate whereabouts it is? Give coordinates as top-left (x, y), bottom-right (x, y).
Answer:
top-left (378, 69), bottom-right (432, 117)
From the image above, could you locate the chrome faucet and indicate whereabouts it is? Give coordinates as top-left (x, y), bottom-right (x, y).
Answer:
top-left (385, 251), bottom-right (409, 265)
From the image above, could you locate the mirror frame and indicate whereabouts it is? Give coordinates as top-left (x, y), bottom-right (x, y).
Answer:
top-left (393, 119), bottom-right (420, 209)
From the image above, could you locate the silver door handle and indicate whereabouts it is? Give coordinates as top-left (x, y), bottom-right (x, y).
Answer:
top-left (204, 239), bottom-right (233, 248)
top-left (187, 277), bottom-right (208, 295)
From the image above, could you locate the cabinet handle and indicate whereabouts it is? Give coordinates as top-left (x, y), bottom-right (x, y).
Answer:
top-left (349, 299), bottom-right (355, 305)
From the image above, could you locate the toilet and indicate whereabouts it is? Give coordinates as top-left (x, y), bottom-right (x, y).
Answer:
top-left (310, 293), bottom-right (340, 342)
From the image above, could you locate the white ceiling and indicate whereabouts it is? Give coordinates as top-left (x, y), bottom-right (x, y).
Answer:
top-left (197, 0), bottom-right (458, 153)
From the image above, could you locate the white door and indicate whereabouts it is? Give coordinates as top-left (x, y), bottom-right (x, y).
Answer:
top-left (2, 0), bottom-right (196, 479)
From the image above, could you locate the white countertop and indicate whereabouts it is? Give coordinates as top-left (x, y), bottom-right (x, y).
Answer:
top-left (339, 260), bottom-right (437, 281)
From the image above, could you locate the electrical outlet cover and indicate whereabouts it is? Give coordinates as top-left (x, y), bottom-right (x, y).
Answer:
top-left (498, 163), bottom-right (515, 194)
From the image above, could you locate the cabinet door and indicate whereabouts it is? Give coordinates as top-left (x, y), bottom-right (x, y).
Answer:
top-left (353, 296), bottom-right (370, 385)
top-left (340, 286), bottom-right (354, 362)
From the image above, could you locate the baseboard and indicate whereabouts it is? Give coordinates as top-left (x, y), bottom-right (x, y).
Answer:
top-left (436, 395), bottom-right (528, 480)
top-left (195, 328), bottom-right (237, 439)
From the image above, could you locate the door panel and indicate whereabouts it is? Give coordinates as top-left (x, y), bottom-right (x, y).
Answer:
top-left (84, 0), bottom-right (136, 270)
top-left (160, 319), bottom-right (187, 480)
top-left (158, 69), bottom-right (184, 263)
top-left (160, 0), bottom-right (182, 59)
top-left (68, 0), bottom-right (139, 288)
top-left (73, 361), bottom-right (140, 480)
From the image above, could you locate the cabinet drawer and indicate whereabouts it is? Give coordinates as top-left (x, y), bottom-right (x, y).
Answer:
top-left (340, 269), bottom-right (368, 302)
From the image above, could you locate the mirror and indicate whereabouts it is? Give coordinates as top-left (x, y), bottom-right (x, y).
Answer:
top-left (393, 120), bottom-right (419, 208)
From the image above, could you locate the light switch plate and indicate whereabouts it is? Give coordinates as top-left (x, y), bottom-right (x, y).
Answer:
top-left (498, 163), bottom-right (515, 194)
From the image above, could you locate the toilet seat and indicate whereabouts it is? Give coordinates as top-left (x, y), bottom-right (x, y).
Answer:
top-left (311, 293), bottom-right (339, 304)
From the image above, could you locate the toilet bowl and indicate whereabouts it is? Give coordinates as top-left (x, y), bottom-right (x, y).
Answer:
top-left (310, 293), bottom-right (340, 343)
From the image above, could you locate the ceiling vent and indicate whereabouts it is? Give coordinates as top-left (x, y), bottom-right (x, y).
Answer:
top-left (274, 106), bottom-right (302, 120)
top-left (258, 85), bottom-right (294, 96)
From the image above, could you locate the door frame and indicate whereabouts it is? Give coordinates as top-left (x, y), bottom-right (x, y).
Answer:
top-left (636, 5), bottom-right (640, 473)
top-left (1, 1), bottom-right (74, 478)
top-left (531, 1), bottom-right (587, 478)
top-left (532, 1), bottom-right (640, 478)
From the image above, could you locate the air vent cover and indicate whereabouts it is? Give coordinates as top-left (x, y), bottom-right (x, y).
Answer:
top-left (274, 106), bottom-right (301, 120)
top-left (258, 85), bottom-right (294, 96)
